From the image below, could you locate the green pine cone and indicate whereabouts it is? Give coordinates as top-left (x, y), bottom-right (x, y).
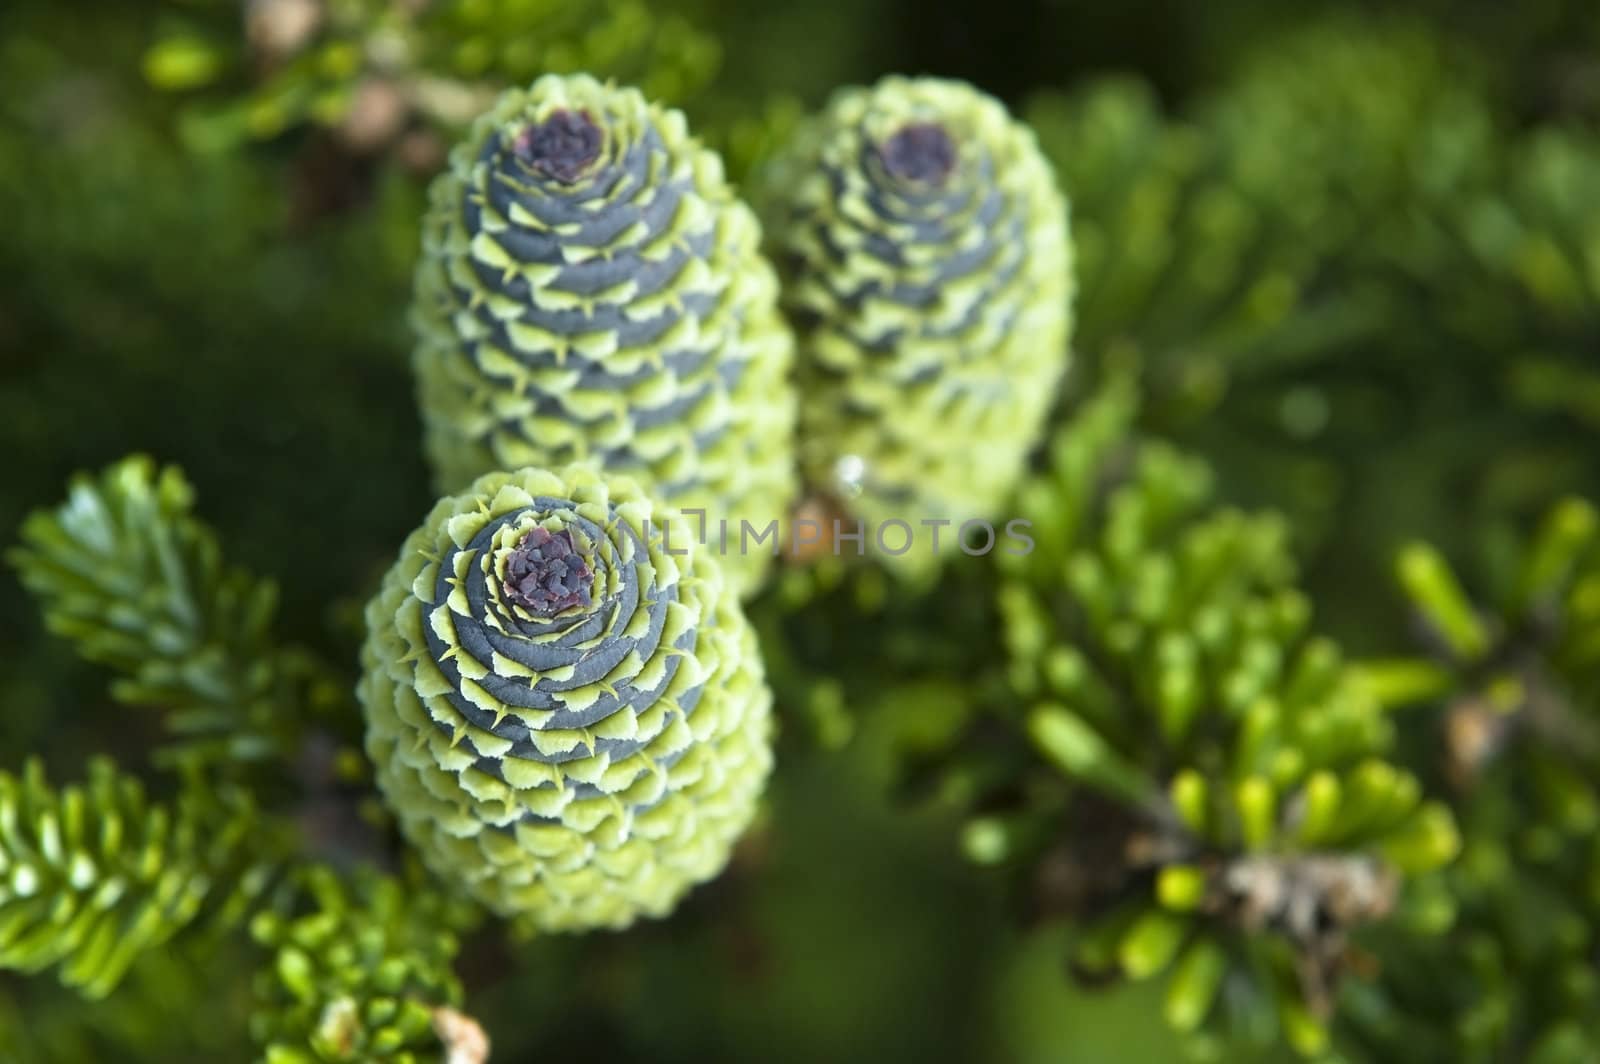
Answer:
top-left (412, 74), bottom-right (797, 595)
top-left (358, 465), bottom-right (774, 930)
top-left (759, 76), bottom-right (1073, 564)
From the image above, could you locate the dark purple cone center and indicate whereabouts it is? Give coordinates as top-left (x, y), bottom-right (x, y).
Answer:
top-left (879, 122), bottom-right (957, 184)
top-left (502, 528), bottom-right (592, 616)
top-left (512, 109), bottom-right (603, 183)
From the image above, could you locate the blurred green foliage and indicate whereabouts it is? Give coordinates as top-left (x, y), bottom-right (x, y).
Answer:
top-left (2, 0), bottom-right (1599, 1061)
top-left (1339, 500), bottom-right (1600, 1063)
top-left (144, 0), bottom-right (722, 154)
top-left (249, 865), bottom-right (476, 1062)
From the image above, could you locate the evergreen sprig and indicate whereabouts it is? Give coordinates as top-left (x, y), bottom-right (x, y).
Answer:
top-left (8, 455), bottom-right (346, 767)
top-left (935, 379), bottom-right (1459, 1058)
top-left (0, 757), bottom-right (273, 999)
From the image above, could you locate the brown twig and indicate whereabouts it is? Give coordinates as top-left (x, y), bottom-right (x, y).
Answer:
top-left (432, 1005), bottom-right (492, 1064)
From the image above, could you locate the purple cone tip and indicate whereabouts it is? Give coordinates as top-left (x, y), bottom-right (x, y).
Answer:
top-left (879, 122), bottom-right (957, 184)
top-left (512, 109), bottom-right (603, 183)
top-left (503, 527), bottom-right (592, 616)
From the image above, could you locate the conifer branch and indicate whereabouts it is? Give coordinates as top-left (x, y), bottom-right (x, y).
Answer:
top-left (9, 456), bottom-right (347, 768)
top-left (0, 757), bottom-right (277, 999)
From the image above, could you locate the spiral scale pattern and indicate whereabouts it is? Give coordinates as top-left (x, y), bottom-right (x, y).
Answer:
top-left (413, 75), bottom-right (796, 594)
top-left (360, 466), bottom-right (773, 930)
top-left (760, 77), bottom-right (1073, 567)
